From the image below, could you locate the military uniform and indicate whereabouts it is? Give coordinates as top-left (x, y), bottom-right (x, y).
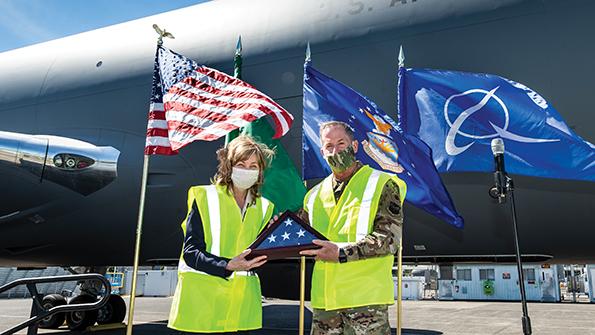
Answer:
top-left (299, 162), bottom-right (403, 335)
top-left (310, 305), bottom-right (391, 335)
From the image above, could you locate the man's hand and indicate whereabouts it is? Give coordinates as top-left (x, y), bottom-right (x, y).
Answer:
top-left (226, 249), bottom-right (267, 271)
top-left (300, 240), bottom-right (339, 262)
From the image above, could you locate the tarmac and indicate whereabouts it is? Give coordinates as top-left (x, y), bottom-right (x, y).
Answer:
top-left (1, 297), bottom-right (594, 335)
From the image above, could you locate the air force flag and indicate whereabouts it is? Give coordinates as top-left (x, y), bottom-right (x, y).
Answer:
top-left (303, 63), bottom-right (463, 228)
top-left (397, 68), bottom-right (595, 181)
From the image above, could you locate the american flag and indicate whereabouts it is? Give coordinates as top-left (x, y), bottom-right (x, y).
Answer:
top-left (145, 46), bottom-right (294, 155)
top-left (253, 216), bottom-right (321, 250)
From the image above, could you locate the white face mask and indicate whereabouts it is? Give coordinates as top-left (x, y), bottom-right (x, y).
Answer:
top-left (231, 167), bottom-right (260, 190)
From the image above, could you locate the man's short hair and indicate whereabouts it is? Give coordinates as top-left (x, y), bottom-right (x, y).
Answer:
top-left (319, 121), bottom-right (355, 141)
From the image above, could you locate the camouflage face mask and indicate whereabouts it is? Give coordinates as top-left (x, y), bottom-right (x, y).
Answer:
top-left (325, 145), bottom-right (356, 173)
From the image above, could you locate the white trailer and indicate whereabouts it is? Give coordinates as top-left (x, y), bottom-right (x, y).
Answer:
top-left (587, 264), bottom-right (595, 303)
top-left (438, 263), bottom-right (559, 302)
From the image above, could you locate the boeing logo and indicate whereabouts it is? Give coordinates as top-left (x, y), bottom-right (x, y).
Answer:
top-left (444, 87), bottom-right (559, 156)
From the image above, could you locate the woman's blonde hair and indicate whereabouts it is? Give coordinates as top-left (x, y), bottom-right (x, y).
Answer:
top-left (213, 135), bottom-right (275, 198)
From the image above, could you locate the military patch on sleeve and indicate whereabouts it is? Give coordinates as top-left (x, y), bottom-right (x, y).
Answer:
top-left (388, 201), bottom-right (401, 216)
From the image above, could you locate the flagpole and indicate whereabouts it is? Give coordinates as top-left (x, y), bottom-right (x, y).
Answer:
top-left (126, 26), bottom-right (173, 335)
top-left (298, 43), bottom-right (313, 335)
top-left (125, 154), bottom-right (150, 335)
top-left (299, 182), bottom-right (307, 335)
top-left (395, 45), bottom-right (405, 335)
top-left (234, 36), bottom-right (242, 79)
top-left (299, 255), bottom-right (306, 335)
top-left (397, 239), bottom-right (403, 335)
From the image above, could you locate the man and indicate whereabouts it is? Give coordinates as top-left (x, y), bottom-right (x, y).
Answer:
top-left (299, 121), bottom-right (406, 335)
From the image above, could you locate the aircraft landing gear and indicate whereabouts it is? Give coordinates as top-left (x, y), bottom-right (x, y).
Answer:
top-left (97, 294), bottom-right (127, 325)
top-left (37, 267), bottom-right (126, 330)
top-left (38, 293), bottom-right (127, 330)
top-left (38, 294), bottom-right (67, 329)
top-left (0, 274), bottom-right (111, 335)
top-left (65, 294), bottom-right (98, 330)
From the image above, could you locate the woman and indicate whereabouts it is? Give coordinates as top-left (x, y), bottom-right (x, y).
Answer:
top-left (168, 135), bottom-right (275, 334)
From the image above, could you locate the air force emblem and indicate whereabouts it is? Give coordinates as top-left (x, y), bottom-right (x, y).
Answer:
top-left (360, 108), bottom-right (404, 173)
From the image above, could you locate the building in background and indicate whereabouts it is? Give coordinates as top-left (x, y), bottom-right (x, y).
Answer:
top-left (438, 264), bottom-right (560, 302)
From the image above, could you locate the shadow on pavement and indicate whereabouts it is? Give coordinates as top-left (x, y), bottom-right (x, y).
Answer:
top-left (39, 304), bottom-right (441, 335)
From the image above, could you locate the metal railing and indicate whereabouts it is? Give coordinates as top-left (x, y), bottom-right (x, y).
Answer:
top-left (0, 274), bottom-right (111, 335)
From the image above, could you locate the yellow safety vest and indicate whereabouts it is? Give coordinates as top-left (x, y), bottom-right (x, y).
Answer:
top-left (304, 165), bottom-right (406, 311)
top-left (168, 184), bottom-right (274, 333)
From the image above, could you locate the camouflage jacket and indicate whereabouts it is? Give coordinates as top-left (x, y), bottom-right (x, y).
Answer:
top-left (300, 163), bottom-right (403, 262)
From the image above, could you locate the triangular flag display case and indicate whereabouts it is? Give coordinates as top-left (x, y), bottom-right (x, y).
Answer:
top-left (247, 211), bottom-right (327, 260)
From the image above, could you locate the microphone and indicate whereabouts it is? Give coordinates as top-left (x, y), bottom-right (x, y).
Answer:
top-left (491, 138), bottom-right (507, 203)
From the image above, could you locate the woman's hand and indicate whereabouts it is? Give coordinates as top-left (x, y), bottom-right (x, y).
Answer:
top-left (226, 249), bottom-right (267, 271)
top-left (266, 213), bottom-right (281, 229)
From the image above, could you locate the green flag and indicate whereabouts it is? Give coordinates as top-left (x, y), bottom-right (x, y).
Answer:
top-left (239, 118), bottom-right (307, 212)
top-left (225, 37), bottom-right (306, 212)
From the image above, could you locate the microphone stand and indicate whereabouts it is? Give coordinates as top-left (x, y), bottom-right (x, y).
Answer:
top-left (506, 176), bottom-right (532, 334)
top-left (495, 174), bottom-right (532, 334)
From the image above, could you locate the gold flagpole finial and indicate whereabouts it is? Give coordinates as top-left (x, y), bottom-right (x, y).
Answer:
top-left (152, 24), bottom-right (175, 46)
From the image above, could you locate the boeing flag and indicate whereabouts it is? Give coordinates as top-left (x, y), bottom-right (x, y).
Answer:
top-left (303, 63), bottom-right (463, 228)
top-left (397, 68), bottom-right (595, 181)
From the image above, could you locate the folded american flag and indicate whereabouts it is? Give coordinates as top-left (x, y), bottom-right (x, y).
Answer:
top-left (248, 211), bottom-right (327, 260)
top-left (145, 46), bottom-right (294, 155)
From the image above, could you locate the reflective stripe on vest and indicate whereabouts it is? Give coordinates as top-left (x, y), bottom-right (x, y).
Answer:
top-left (305, 169), bottom-right (381, 241)
top-left (356, 169), bottom-right (381, 241)
top-left (178, 258), bottom-right (208, 275)
top-left (306, 184), bottom-right (322, 224)
top-left (261, 197), bottom-right (270, 222)
top-left (169, 185), bottom-right (274, 332)
top-left (205, 185), bottom-right (221, 256)
top-left (306, 166), bottom-right (403, 310)
top-left (178, 185), bottom-right (270, 275)
top-left (178, 258), bottom-right (255, 277)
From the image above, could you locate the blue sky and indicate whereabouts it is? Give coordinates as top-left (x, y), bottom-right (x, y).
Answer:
top-left (0, 0), bottom-right (207, 53)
